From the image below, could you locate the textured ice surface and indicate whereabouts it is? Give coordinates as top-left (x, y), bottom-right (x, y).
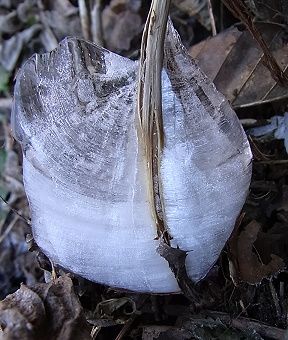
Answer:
top-left (161, 25), bottom-right (252, 281)
top-left (12, 25), bottom-right (252, 293)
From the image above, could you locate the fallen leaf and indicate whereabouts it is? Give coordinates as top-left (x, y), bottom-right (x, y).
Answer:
top-left (142, 326), bottom-right (175, 340)
top-left (0, 24), bottom-right (41, 71)
top-left (228, 220), bottom-right (285, 284)
top-left (102, 0), bottom-right (142, 52)
top-left (0, 215), bottom-right (38, 299)
top-left (254, 221), bottom-right (288, 265)
top-left (190, 23), bottom-right (288, 109)
top-left (42, 0), bottom-right (82, 41)
top-left (142, 326), bottom-right (192, 340)
top-left (190, 25), bottom-right (242, 82)
top-left (0, 275), bottom-right (91, 340)
top-left (246, 0), bottom-right (288, 23)
top-left (16, 0), bottom-right (37, 22)
top-left (157, 241), bottom-right (201, 303)
top-left (96, 297), bottom-right (136, 317)
top-left (172, 0), bottom-right (210, 30)
top-left (0, 10), bottom-right (21, 34)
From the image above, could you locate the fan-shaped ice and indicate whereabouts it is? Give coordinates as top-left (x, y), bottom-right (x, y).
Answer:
top-left (11, 25), bottom-right (252, 293)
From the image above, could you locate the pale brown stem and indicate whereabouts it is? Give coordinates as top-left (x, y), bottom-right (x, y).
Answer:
top-left (137, 0), bottom-right (171, 240)
top-left (91, 0), bottom-right (104, 45)
top-left (78, 0), bottom-right (91, 41)
top-left (208, 0), bottom-right (217, 36)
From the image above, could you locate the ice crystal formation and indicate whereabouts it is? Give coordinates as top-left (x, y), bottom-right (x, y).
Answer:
top-left (11, 24), bottom-right (252, 293)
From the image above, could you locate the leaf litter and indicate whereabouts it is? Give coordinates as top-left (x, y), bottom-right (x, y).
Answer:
top-left (190, 23), bottom-right (288, 109)
top-left (1, 1), bottom-right (288, 339)
top-left (0, 275), bottom-right (91, 340)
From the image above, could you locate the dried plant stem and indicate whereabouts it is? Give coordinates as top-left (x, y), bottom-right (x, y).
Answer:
top-left (91, 0), bottom-right (104, 46)
top-left (78, 0), bottom-right (91, 41)
top-left (137, 2), bottom-right (205, 303)
top-left (207, 311), bottom-right (287, 340)
top-left (0, 194), bottom-right (30, 225)
top-left (222, 0), bottom-right (288, 86)
top-left (115, 317), bottom-right (136, 340)
top-left (78, 0), bottom-right (103, 45)
top-left (208, 0), bottom-right (217, 36)
top-left (137, 0), bottom-right (171, 241)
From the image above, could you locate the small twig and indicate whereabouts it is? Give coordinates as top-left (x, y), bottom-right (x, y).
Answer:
top-left (257, 159), bottom-right (288, 165)
top-left (115, 296), bottom-right (148, 340)
top-left (261, 63), bottom-right (288, 101)
top-left (269, 281), bottom-right (282, 321)
top-left (208, 0), bottom-right (217, 36)
top-left (3, 116), bottom-right (15, 153)
top-left (234, 93), bottom-right (288, 109)
top-left (248, 136), bottom-right (274, 161)
top-left (50, 260), bottom-right (57, 281)
top-left (0, 194), bottom-right (31, 225)
top-left (90, 326), bottom-right (101, 339)
top-left (114, 317), bottom-right (136, 340)
top-left (0, 212), bottom-right (8, 235)
top-left (254, 20), bottom-right (286, 29)
top-left (78, 0), bottom-right (91, 40)
top-left (206, 311), bottom-right (287, 340)
top-left (240, 118), bottom-right (258, 127)
top-left (231, 29), bottom-right (282, 105)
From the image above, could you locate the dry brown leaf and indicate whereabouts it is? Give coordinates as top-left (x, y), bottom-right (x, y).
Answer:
top-left (246, 0), bottom-right (288, 23)
top-left (190, 23), bottom-right (288, 109)
top-left (142, 326), bottom-right (192, 340)
top-left (142, 326), bottom-right (172, 340)
top-left (0, 275), bottom-right (91, 340)
top-left (102, 0), bottom-right (142, 52)
top-left (228, 220), bottom-right (285, 284)
top-left (0, 226), bottom-right (40, 299)
top-left (0, 24), bottom-right (41, 71)
top-left (172, 0), bottom-right (210, 30)
top-left (96, 297), bottom-right (136, 320)
top-left (43, 0), bottom-right (82, 41)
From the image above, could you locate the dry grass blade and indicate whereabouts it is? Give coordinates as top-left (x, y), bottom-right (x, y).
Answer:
top-left (137, 0), bottom-right (171, 240)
